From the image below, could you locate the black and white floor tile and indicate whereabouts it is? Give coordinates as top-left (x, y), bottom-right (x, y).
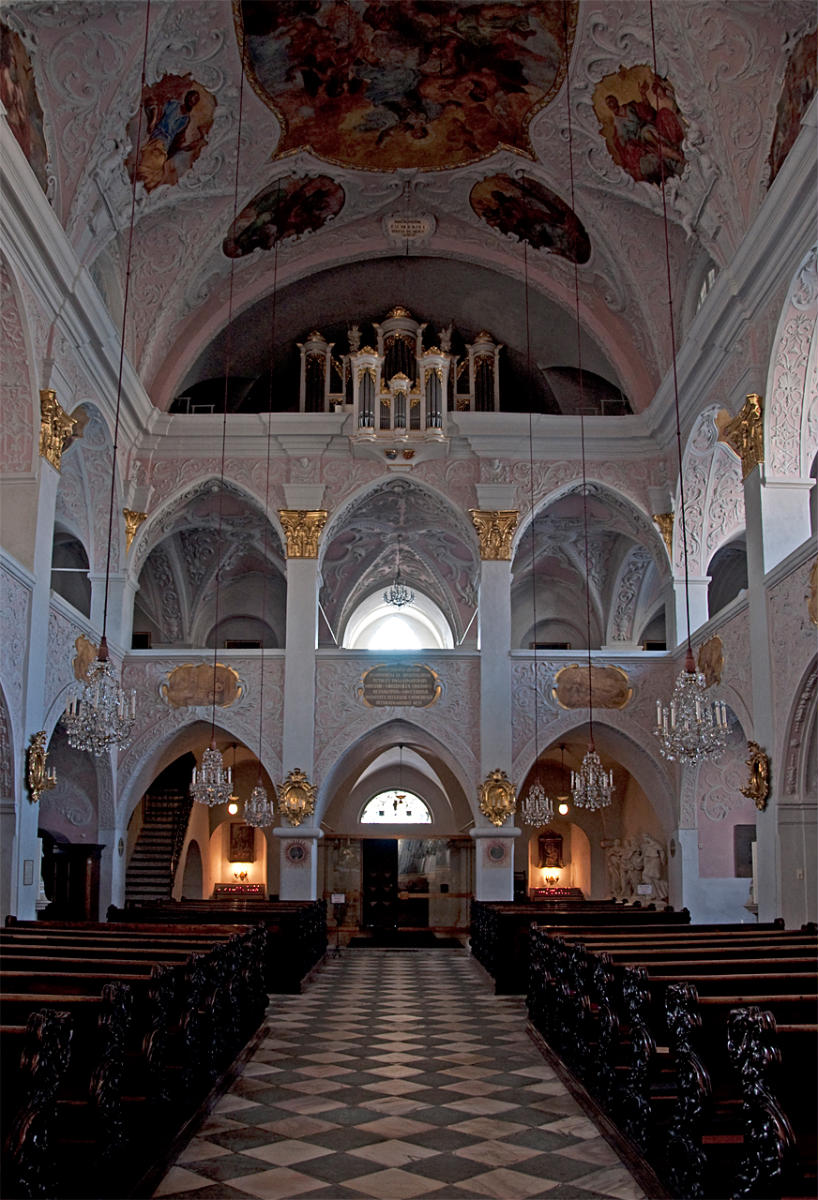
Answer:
top-left (153, 949), bottom-right (645, 1200)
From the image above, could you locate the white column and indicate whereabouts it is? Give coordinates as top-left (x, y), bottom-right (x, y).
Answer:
top-left (471, 827), bottom-right (521, 901)
top-left (13, 460), bottom-right (61, 919)
top-left (755, 472), bottom-right (814, 573)
top-left (98, 824), bottom-right (127, 912)
top-left (89, 572), bottom-right (132, 649)
top-left (672, 576), bottom-right (710, 645)
top-left (742, 468), bottom-right (779, 922)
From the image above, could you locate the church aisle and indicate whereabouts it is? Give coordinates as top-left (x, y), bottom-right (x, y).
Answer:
top-left (153, 949), bottom-right (646, 1200)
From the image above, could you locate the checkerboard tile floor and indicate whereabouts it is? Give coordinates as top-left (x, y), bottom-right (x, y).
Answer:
top-left (153, 950), bottom-right (645, 1200)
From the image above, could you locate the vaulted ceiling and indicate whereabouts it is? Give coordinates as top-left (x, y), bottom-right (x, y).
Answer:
top-left (5, 0), bottom-right (814, 414)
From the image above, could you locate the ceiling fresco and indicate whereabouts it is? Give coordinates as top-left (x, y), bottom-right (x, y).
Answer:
top-left (126, 72), bottom-right (217, 193)
top-left (470, 173), bottom-right (590, 262)
top-left (768, 28), bottom-right (816, 184)
top-left (592, 65), bottom-right (686, 187)
top-left (223, 173), bottom-right (346, 257)
top-left (0, 20), bottom-right (46, 191)
top-left (238, 0), bottom-right (578, 171)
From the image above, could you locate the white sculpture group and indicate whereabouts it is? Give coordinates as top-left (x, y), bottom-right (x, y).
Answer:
top-left (605, 834), bottom-right (668, 902)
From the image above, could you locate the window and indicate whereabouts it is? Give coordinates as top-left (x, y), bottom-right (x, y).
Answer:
top-left (360, 790), bottom-right (432, 824)
top-left (343, 591), bottom-right (454, 649)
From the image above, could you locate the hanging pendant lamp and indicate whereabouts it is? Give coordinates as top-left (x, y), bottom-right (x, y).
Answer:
top-left (384, 534), bottom-right (415, 608)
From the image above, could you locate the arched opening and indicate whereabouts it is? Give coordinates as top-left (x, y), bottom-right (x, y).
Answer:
top-left (343, 591), bottom-right (454, 649)
top-left (51, 529), bottom-right (91, 616)
top-left (707, 536), bottom-right (748, 617)
top-left (180, 839), bottom-right (203, 898)
top-left (360, 790), bottom-right (432, 824)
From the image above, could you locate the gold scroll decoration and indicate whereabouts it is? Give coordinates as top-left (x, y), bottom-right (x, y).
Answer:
top-left (697, 635), bottom-right (724, 687)
top-left (73, 635), bottom-right (99, 681)
top-left (478, 768), bottom-right (517, 827)
top-left (123, 509), bottom-right (148, 551)
top-left (809, 558), bottom-right (818, 627)
top-left (740, 741), bottom-right (770, 812)
top-left (652, 512), bottom-right (674, 558)
top-left (716, 393), bottom-right (764, 480)
top-left (27, 731), bottom-right (56, 804)
top-left (553, 664), bottom-right (632, 710)
top-left (278, 509), bottom-right (328, 558)
top-left (278, 768), bottom-right (316, 827)
top-left (358, 663), bottom-right (442, 708)
top-left (469, 509), bottom-right (518, 560)
top-left (161, 663), bottom-right (242, 708)
top-left (39, 390), bottom-right (77, 471)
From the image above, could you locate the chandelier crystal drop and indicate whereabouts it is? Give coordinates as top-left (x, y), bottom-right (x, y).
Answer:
top-left (384, 536), bottom-right (414, 608)
top-left (244, 782), bottom-right (275, 827)
top-left (571, 744), bottom-right (613, 811)
top-left (520, 780), bottom-right (554, 827)
top-left (191, 741), bottom-right (232, 807)
top-left (62, 640), bottom-right (135, 756)
top-left (655, 654), bottom-right (729, 764)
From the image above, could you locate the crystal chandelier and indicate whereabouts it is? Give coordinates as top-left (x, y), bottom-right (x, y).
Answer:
top-left (520, 779), bottom-right (554, 827)
top-left (63, 638), bottom-right (136, 756)
top-left (384, 535), bottom-right (414, 608)
top-left (244, 781), bottom-right (275, 827)
top-left (571, 745), bottom-right (614, 811)
top-left (191, 740), bottom-right (232, 807)
top-left (656, 650), bottom-right (728, 764)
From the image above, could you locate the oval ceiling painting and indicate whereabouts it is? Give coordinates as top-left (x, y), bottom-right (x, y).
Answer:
top-left (471, 174), bottom-right (590, 263)
top-left (0, 22), bottom-right (48, 192)
top-left (237, 1), bottom-right (577, 171)
top-left (768, 29), bottom-right (816, 186)
top-left (593, 65), bottom-right (686, 186)
top-left (223, 174), bottom-right (345, 258)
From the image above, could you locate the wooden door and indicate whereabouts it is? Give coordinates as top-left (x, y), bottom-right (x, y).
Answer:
top-left (361, 839), bottom-right (398, 930)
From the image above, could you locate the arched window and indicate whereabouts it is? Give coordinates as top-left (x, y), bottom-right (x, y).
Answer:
top-left (360, 790), bottom-right (432, 824)
top-left (343, 592), bottom-right (454, 650)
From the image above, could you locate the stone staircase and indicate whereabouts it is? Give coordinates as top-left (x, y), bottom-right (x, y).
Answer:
top-left (126, 790), bottom-right (192, 904)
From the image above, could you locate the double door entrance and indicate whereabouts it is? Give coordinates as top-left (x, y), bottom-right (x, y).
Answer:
top-left (360, 837), bottom-right (471, 930)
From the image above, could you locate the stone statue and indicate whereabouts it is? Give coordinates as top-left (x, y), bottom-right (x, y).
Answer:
top-left (623, 836), bottom-right (644, 899)
top-left (605, 838), bottom-right (624, 899)
top-left (641, 834), bottom-right (668, 901)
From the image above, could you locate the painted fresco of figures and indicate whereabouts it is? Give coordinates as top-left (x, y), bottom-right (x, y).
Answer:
top-left (126, 73), bottom-right (216, 193)
top-left (470, 174), bottom-right (591, 264)
top-left (593, 66), bottom-right (686, 186)
top-left (0, 22), bottom-right (48, 191)
top-left (223, 174), bottom-right (345, 258)
top-left (641, 834), bottom-right (668, 901)
top-left (768, 29), bottom-right (817, 184)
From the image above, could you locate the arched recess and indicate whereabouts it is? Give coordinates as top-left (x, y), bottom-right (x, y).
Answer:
top-left (317, 718), bottom-right (473, 833)
top-left (319, 476), bottom-right (479, 648)
top-left (706, 535), bottom-right (748, 618)
top-left (765, 244), bottom-right (818, 480)
top-left (0, 254), bottom-right (38, 476)
top-left (675, 405), bottom-right (745, 583)
top-left (57, 403), bottom-right (123, 578)
top-left (775, 656), bottom-right (817, 928)
top-left (180, 839), bottom-right (203, 899)
top-left (511, 481), bottom-right (670, 651)
top-left (129, 478), bottom-right (286, 649)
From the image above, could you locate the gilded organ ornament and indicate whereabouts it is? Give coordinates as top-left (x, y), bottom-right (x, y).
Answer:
top-left (278, 768), bottom-right (317, 827)
top-left (716, 394), bottom-right (764, 480)
top-left (279, 509), bottom-right (328, 558)
top-left (478, 768), bottom-right (517, 827)
top-left (39, 390), bottom-right (76, 471)
top-left (469, 510), bottom-right (518, 560)
top-left (123, 508), bottom-right (148, 552)
top-left (740, 741), bottom-right (770, 811)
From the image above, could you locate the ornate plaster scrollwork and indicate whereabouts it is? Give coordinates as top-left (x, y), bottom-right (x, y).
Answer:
top-left (39, 390), bottom-right (76, 470)
top-left (716, 393), bottom-right (764, 480)
top-left (740, 741), bottom-right (770, 812)
top-left (279, 510), bottom-right (328, 558)
top-left (652, 512), bottom-right (674, 557)
top-left (123, 508), bottom-right (148, 551)
top-left (468, 509), bottom-right (518, 560)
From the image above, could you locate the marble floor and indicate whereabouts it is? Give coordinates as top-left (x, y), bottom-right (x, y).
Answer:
top-left (153, 948), bottom-right (646, 1200)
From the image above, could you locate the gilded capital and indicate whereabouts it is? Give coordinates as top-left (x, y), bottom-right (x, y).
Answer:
top-left (39, 389), bottom-right (76, 471)
top-left (123, 508), bottom-right (148, 552)
top-left (279, 509), bottom-right (328, 558)
top-left (469, 509), bottom-right (518, 560)
top-left (716, 393), bottom-right (764, 480)
top-left (652, 512), bottom-right (674, 558)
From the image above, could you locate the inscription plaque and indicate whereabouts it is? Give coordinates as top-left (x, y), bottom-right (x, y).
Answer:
top-left (358, 663), bottom-right (442, 708)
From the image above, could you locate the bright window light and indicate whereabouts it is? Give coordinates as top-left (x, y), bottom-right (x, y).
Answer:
top-left (365, 616), bottom-right (422, 650)
top-left (360, 790), bottom-right (432, 824)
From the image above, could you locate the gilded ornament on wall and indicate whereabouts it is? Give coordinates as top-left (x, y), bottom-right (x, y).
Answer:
top-left (26, 731), bottom-right (56, 803)
top-left (278, 768), bottom-right (316, 827)
top-left (716, 394), bottom-right (764, 480)
top-left (652, 512), bottom-right (674, 558)
top-left (39, 390), bottom-right (76, 471)
top-left (740, 741), bottom-right (770, 811)
top-left (73, 635), bottom-right (99, 681)
top-left (160, 663), bottom-right (242, 708)
top-left (123, 508), bottom-right (148, 552)
top-left (809, 558), bottom-right (818, 627)
top-left (469, 509), bottom-right (518, 560)
top-left (697, 635), bottom-right (724, 687)
top-left (553, 664), bottom-right (631, 710)
top-left (279, 509), bottom-right (328, 558)
top-left (478, 768), bottom-right (516, 827)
